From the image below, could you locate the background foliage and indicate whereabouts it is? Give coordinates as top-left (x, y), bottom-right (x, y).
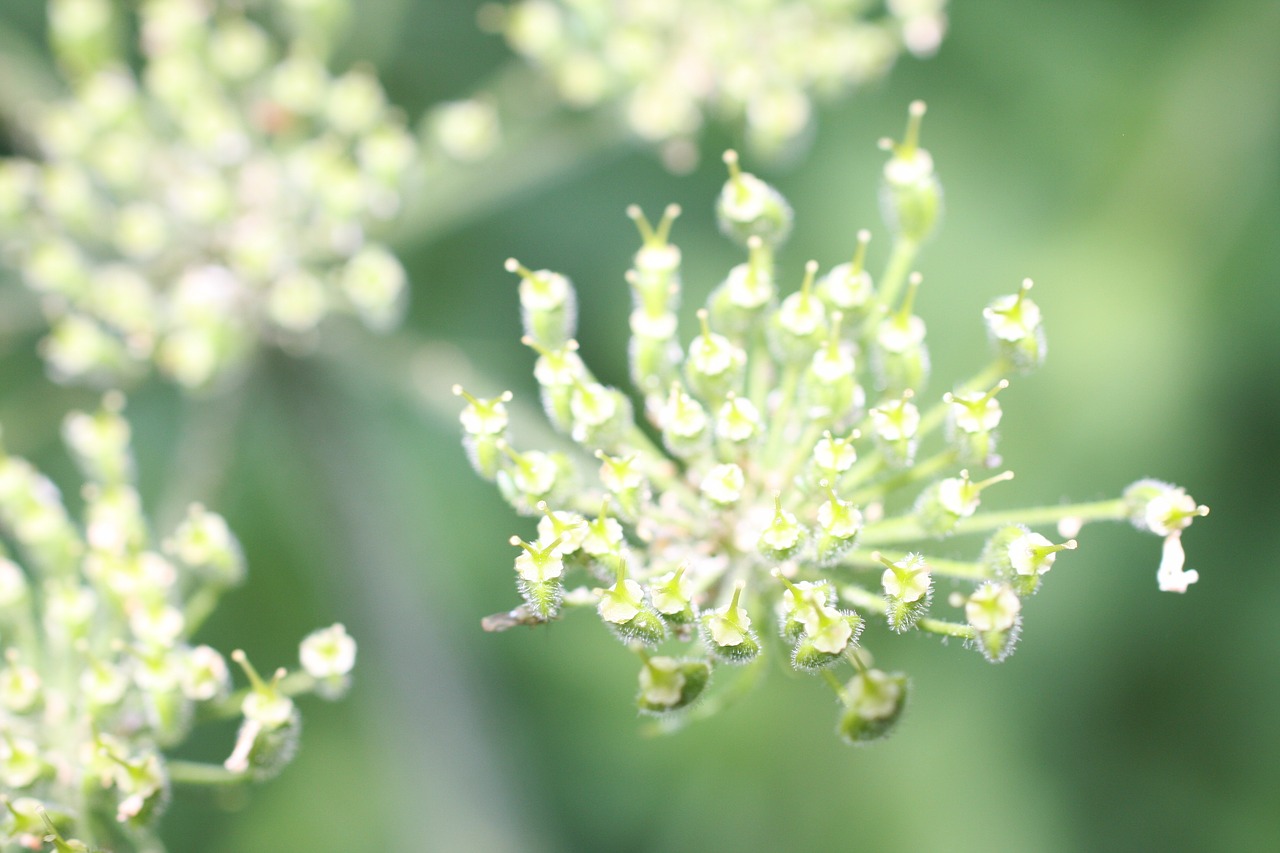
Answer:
top-left (1, 1), bottom-right (1277, 850)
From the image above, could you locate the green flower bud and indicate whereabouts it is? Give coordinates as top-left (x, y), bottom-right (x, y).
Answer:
top-left (326, 66), bottom-right (386, 136)
top-left (915, 470), bottom-right (1013, 537)
top-left (62, 394), bottom-right (132, 486)
top-left (568, 379), bottom-right (634, 451)
top-left (757, 493), bottom-right (805, 562)
top-left (426, 98), bottom-right (501, 163)
top-left (598, 561), bottom-right (666, 647)
top-left (0, 650), bottom-right (42, 714)
top-left (713, 394), bottom-right (761, 446)
top-left (871, 272), bottom-right (929, 395)
top-left (964, 582), bottom-right (1022, 663)
top-left (636, 656), bottom-right (710, 715)
top-left (629, 309), bottom-right (681, 398)
top-left (878, 101), bottom-right (941, 243)
top-left (580, 500), bottom-right (627, 580)
top-left (342, 246), bottom-right (407, 332)
top-left (983, 279), bottom-right (1046, 372)
top-left (837, 668), bottom-right (909, 745)
top-left (1123, 479), bottom-right (1209, 537)
top-left (700, 581), bottom-right (760, 664)
top-left (707, 236), bottom-right (775, 338)
top-left (1, 734), bottom-right (46, 788)
top-left (506, 259), bottom-right (577, 350)
top-left (700, 463), bottom-right (746, 507)
top-left (877, 552), bottom-right (932, 632)
top-left (801, 311), bottom-right (864, 427)
top-left (868, 391), bottom-right (919, 468)
top-left (267, 270), bottom-right (329, 333)
top-left (49, 0), bottom-right (122, 80)
top-left (510, 536), bottom-right (565, 620)
top-left (816, 230), bottom-right (875, 321)
top-left (793, 610), bottom-right (863, 673)
top-left (626, 204), bottom-right (683, 317)
top-left (596, 452), bottom-right (649, 520)
top-left (814, 482), bottom-right (863, 564)
top-left (659, 382), bottom-right (710, 459)
top-left (104, 747), bottom-right (168, 825)
top-left (209, 17), bottom-right (272, 81)
top-left (767, 261), bottom-right (829, 364)
top-left (524, 337), bottom-right (587, 432)
top-left (495, 443), bottom-right (574, 515)
top-left (944, 379), bottom-right (1008, 468)
top-left (649, 566), bottom-right (696, 625)
top-left (774, 574), bottom-right (836, 640)
top-left (453, 386), bottom-right (513, 481)
top-left (686, 310), bottom-right (746, 406)
top-left (806, 430), bottom-right (859, 488)
top-left (716, 151), bottom-right (793, 249)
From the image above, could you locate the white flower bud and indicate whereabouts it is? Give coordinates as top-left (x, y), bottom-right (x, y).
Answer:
top-left (700, 463), bottom-right (745, 506)
top-left (299, 623), bottom-right (357, 679)
top-left (965, 583), bottom-right (1021, 632)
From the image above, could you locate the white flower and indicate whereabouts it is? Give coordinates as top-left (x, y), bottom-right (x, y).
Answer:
top-left (803, 605), bottom-right (854, 654)
top-left (881, 554), bottom-right (931, 603)
top-left (965, 583), bottom-right (1021, 632)
top-left (299, 624), bottom-right (358, 679)
top-left (700, 463), bottom-right (745, 505)
top-left (598, 578), bottom-right (645, 623)
top-left (937, 476), bottom-right (980, 518)
top-left (708, 604), bottom-right (752, 647)
top-left (1156, 532), bottom-right (1199, 594)
top-left (1008, 532), bottom-right (1055, 575)
top-left (1145, 488), bottom-right (1201, 537)
top-left (638, 657), bottom-right (686, 708)
top-left (845, 669), bottom-right (904, 720)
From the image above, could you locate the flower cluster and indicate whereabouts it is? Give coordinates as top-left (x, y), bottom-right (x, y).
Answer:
top-left (0, 395), bottom-right (354, 850)
top-left (458, 102), bottom-right (1208, 743)
top-left (0, 0), bottom-right (415, 390)
top-left (490, 0), bottom-right (949, 166)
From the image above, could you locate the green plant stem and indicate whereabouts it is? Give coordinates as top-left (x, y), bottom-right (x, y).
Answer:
top-left (843, 548), bottom-right (988, 580)
top-left (839, 583), bottom-right (973, 639)
top-left (847, 448), bottom-right (956, 505)
top-left (859, 498), bottom-right (1128, 545)
top-left (859, 236), bottom-right (919, 340)
top-left (167, 761), bottom-right (250, 787)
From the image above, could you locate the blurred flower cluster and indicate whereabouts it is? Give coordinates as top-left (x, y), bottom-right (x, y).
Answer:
top-left (0, 0), bottom-right (415, 391)
top-left (489, 0), bottom-right (948, 167)
top-left (0, 395), bottom-right (354, 850)
top-left (458, 102), bottom-right (1208, 743)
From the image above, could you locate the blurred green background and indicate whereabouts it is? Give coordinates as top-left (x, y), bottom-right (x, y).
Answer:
top-left (2, 1), bottom-right (1279, 851)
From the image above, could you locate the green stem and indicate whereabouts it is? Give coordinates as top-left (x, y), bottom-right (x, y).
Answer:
top-left (167, 760), bottom-right (251, 787)
top-left (859, 237), bottom-right (919, 341)
top-left (917, 617), bottom-right (974, 639)
top-left (846, 448), bottom-right (956, 505)
top-left (839, 584), bottom-right (974, 639)
top-left (183, 583), bottom-right (227, 638)
top-left (761, 362), bottom-right (805, 476)
top-left (859, 498), bottom-right (1128, 545)
top-left (843, 548), bottom-right (988, 580)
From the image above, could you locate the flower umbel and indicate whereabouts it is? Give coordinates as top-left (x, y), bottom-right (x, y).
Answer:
top-left (0, 0), bottom-right (415, 390)
top-left (461, 102), bottom-right (1210, 743)
top-left (491, 0), bottom-right (949, 167)
top-left (0, 395), bottom-right (353, 848)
